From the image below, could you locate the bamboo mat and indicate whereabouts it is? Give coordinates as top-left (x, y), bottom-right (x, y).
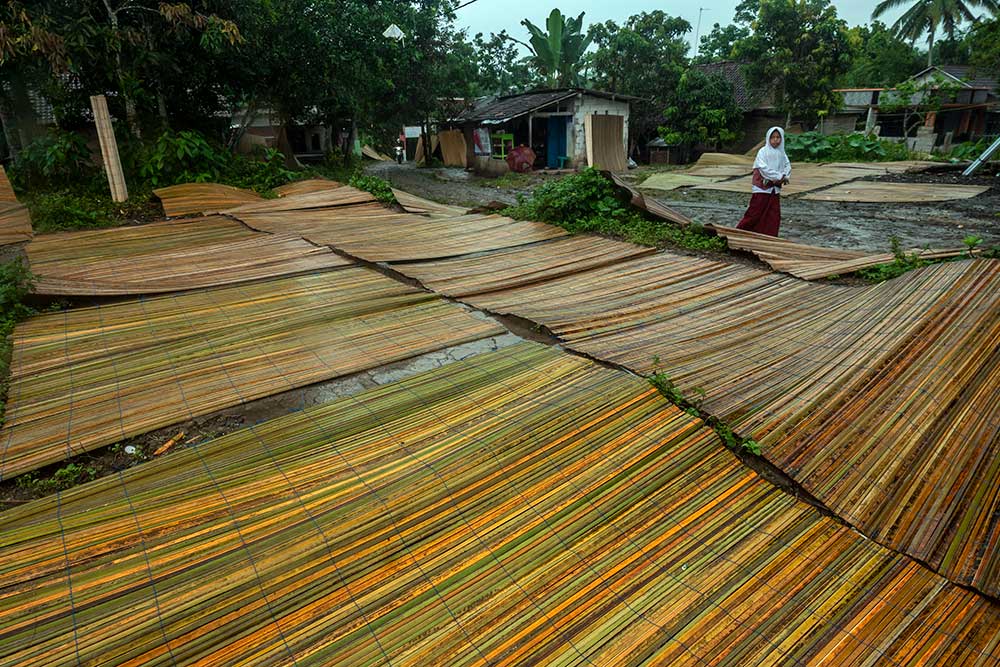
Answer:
top-left (227, 185), bottom-right (376, 214)
top-left (0, 165), bottom-right (32, 245)
top-left (25, 216), bottom-right (350, 295)
top-left (2, 343), bottom-right (998, 666)
top-left (692, 152), bottom-right (755, 167)
top-left (396, 235), bottom-right (656, 297)
top-left (273, 178), bottom-right (342, 197)
top-left (801, 181), bottom-right (990, 202)
top-left (236, 206), bottom-right (570, 262)
top-left (708, 224), bottom-right (973, 280)
top-left (0, 268), bottom-right (502, 479)
top-left (694, 164), bottom-right (880, 195)
top-left (639, 172), bottom-right (726, 191)
top-left (461, 254), bottom-right (1000, 596)
top-left (608, 172), bottom-right (694, 225)
top-left (392, 188), bottom-right (469, 217)
top-left (153, 183), bottom-right (262, 217)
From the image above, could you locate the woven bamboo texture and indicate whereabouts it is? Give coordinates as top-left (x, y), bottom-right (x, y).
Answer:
top-left (801, 181), bottom-right (990, 202)
top-left (0, 165), bottom-right (32, 245)
top-left (463, 254), bottom-right (1000, 595)
top-left (273, 178), bottom-right (342, 197)
top-left (639, 172), bottom-right (726, 191)
top-left (396, 236), bottom-right (656, 297)
top-left (227, 185), bottom-right (376, 214)
top-left (392, 188), bottom-right (469, 217)
top-left (691, 152), bottom-right (755, 167)
top-left (2, 342), bottom-right (998, 666)
top-left (153, 183), bottom-right (262, 217)
top-left (236, 206), bottom-right (569, 262)
top-left (586, 114), bottom-right (627, 171)
top-left (708, 224), bottom-right (973, 280)
top-left (0, 268), bottom-right (502, 479)
top-left (608, 172), bottom-right (694, 225)
top-left (694, 164), bottom-right (881, 195)
top-left (25, 216), bottom-right (350, 295)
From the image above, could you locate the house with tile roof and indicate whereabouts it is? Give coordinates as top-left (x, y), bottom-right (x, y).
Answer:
top-left (690, 61), bottom-right (786, 154)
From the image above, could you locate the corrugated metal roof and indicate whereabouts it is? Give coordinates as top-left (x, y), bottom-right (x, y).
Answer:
top-left (456, 88), bottom-right (637, 124)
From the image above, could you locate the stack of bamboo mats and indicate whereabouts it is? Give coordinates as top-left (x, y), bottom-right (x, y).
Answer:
top-left (452, 253), bottom-right (1000, 597)
top-left (25, 215), bottom-right (350, 295)
top-left (0, 268), bottom-right (503, 479)
top-left (708, 224), bottom-right (976, 280)
top-left (3, 343), bottom-right (998, 666)
top-left (0, 165), bottom-right (32, 245)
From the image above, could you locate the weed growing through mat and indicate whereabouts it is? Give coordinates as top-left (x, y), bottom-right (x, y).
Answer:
top-left (858, 235), bottom-right (928, 283)
top-left (15, 463), bottom-right (98, 495)
top-left (964, 235), bottom-right (983, 257)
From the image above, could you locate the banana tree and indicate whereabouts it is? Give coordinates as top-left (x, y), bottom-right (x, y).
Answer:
top-left (510, 9), bottom-right (593, 87)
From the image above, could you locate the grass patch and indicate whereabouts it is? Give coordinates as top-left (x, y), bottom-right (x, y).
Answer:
top-left (23, 186), bottom-right (160, 233)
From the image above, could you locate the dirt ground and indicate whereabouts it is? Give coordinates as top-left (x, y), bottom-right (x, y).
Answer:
top-left (370, 161), bottom-right (1000, 254)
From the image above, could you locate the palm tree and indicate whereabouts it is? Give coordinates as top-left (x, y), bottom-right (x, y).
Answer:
top-left (873, 0), bottom-right (999, 66)
top-left (508, 9), bottom-right (593, 87)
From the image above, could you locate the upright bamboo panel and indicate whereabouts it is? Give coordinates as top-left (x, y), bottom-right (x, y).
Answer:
top-left (462, 253), bottom-right (1000, 596)
top-left (0, 166), bottom-right (32, 245)
top-left (0, 268), bottom-right (503, 479)
top-left (1, 343), bottom-right (997, 666)
top-left (26, 216), bottom-right (350, 295)
top-left (153, 182), bottom-right (262, 216)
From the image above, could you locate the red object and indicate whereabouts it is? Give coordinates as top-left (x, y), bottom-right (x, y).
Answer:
top-left (737, 192), bottom-right (781, 236)
top-left (506, 145), bottom-right (536, 173)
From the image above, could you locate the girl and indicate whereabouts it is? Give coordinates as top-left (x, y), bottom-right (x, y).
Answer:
top-left (737, 126), bottom-right (791, 237)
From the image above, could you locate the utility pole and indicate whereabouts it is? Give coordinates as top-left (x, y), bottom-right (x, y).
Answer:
top-left (694, 8), bottom-right (708, 58)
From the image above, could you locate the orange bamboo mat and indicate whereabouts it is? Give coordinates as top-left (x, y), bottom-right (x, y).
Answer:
top-left (801, 181), bottom-right (990, 202)
top-left (0, 165), bottom-right (32, 245)
top-left (0, 268), bottom-right (502, 480)
top-left (153, 182), bottom-right (262, 216)
top-left (25, 216), bottom-right (350, 295)
top-left (461, 253), bottom-right (1000, 596)
top-left (397, 235), bottom-right (656, 297)
top-left (392, 188), bottom-right (469, 217)
top-left (2, 343), bottom-right (997, 666)
top-left (227, 185), bottom-right (375, 214)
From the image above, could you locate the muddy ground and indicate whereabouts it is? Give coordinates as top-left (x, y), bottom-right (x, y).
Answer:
top-left (370, 161), bottom-right (1000, 254)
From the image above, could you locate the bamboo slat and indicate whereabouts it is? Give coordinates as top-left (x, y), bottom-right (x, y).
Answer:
top-left (801, 181), bottom-right (990, 202)
top-left (273, 178), bottom-right (343, 197)
top-left (1, 343), bottom-right (997, 666)
top-left (236, 206), bottom-right (570, 262)
top-left (608, 172), bottom-right (694, 225)
top-left (396, 235), bottom-right (656, 297)
top-left (691, 152), bottom-right (755, 167)
top-left (153, 183), bottom-right (262, 217)
top-left (0, 166), bottom-right (32, 245)
top-left (392, 188), bottom-right (469, 217)
top-left (0, 268), bottom-right (503, 479)
top-left (694, 164), bottom-right (881, 195)
top-left (639, 172), bottom-right (726, 191)
top-left (461, 254), bottom-right (1000, 595)
top-left (25, 216), bottom-right (350, 295)
top-left (228, 185), bottom-right (376, 214)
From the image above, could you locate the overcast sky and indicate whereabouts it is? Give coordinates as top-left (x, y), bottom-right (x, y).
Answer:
top-left (453, 0), bottom-right (909, 54)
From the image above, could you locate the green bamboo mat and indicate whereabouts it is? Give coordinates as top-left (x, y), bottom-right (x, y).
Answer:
top-left (0, 268), bottom-right (503, 480)
top-left (462, 254), bottom-right (1000, 597)
top-left (1, 343), bottom-right (998, 665)
top-left (26, 216), bottom-right (350, 295)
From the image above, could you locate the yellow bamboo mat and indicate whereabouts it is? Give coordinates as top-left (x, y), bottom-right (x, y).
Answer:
top-left (0, 268), bottom-right (503, 479)
top-left (462, 253), bottom-right (1000, 596)
top-left (639, 172), bottom-right (726, 191)
top-left (227, 185), bottom-right (375, 214)
top-left (26, 216), bottom-right (350, 295)
top-left (694, 164), bottom-right (879, 195)
top-left (392, 188), bottom-right (469, 217)
top-left (1, 343), bottom-right (997, 665)
top-left (236, 207), bottom-right (570, 262)
top-left (273, 178), bottom-right (342, 197)
top-left (0, 166), bottom-right (32, 245)
top-left (396, 235), bottom-right (656, 297)
top-left (153, 182), bottom-right (262, 217)
top-left (801, 181), bottom-right (990, 202)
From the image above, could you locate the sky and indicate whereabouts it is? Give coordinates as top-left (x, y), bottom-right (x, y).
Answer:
top-left (452, 0), bottom-right (909, 54)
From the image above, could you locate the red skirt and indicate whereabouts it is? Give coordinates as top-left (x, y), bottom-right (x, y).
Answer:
top-left (737, 192), bottom-right (781, 236)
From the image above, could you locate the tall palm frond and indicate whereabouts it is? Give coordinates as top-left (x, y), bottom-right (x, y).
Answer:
top-left (873, 0), bottom-right (998, 64)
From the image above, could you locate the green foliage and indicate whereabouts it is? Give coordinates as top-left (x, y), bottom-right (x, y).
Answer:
top-left (784, 132), bottom-right (910, 162)
top-left (946, 138), bottom-right (990, 161)
top-left (519, 9), bottom-right (593, 87)
top-left (473, 30), bottom-right (535, 95)
top-left (226, 149), bottom-right (297, 193)
top-left (348, 172), bottom-right (395, 204)
top-left (695, 22), bottom-right (750, 63)
top-left (842, 21), bottom-right (923, 87)
top-left (9, 130), bottom-right (96, 189)
top-left (139, 130), bottom-right (230, 187)
top-left (660, 70), bottom-right (743, 149)
top-left (857, 235), bottom-right (929, 282)
top-left (503, 169), bottom-right (728, 253)
top-left (23, 189), bottom-right (157, 233)
top-left (970, 18), bottom-right (1000, 76)
top-left (963, 235), bottom-right (983, 256)
top-left (872, 0), bottom-right (994, 64)
top-left (15, 463), bottom-right (99, 495)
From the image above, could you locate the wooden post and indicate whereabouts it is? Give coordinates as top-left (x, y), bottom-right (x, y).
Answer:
top-left (90, 94), bottom-right (128, 202)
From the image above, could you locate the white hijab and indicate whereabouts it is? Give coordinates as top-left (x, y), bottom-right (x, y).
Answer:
top-left (754, 126), bottom-right (791, 180)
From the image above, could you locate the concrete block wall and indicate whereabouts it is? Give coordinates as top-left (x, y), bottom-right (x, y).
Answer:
top-left (570, 96), bottom-right (630, 166)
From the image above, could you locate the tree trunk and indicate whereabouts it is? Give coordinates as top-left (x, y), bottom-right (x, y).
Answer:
top-left (102, 0), bottom-right (141, 138)
top-left (927, 30), bottom-right (935, 67)
top-left (422, 117), bottom-right (432, 165)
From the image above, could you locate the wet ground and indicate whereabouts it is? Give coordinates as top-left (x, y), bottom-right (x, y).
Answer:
top-left (370, 161), bottom-right (1000, 254)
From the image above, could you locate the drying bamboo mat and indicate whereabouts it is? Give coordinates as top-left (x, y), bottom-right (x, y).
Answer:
top-left (273, 178), bottom-right (342, 197)
top-left (393, 188), bottom-right (469, 217)
top-left (25, 216), bottom-right (350, 295)
top-left (461, 254), bottom-right (1000, 595)
top-left (2, 342), bottom-right (998, 666)
top-left (708, 224), bottom-right (974, 280)
top-left (608, 172), bottom-right (694, 225)
top-left (822, 160), bottom-right (941, 173)
top-left (396, 235), bottom-right (655, 297)
top-left (683, 164), bottom-right (751, 177)
top-left (236, 206), bottom-right (570, 262)
top-left (0, 166), bottom-right (32, 245)
top-left (639, 172), bottom-right (726, 191)
top-left (153, 182), bottom-right (262, 217)
top-left (693, 152), bottom-right (755, 167)
top-left (694, 164), bottom-right (877, 195)
top-left (0, 268), bottom-right (502, 480)
top-left (227, 184), bottom-right (376, 213)
top-left (801, 181), bottom-right (990, 202)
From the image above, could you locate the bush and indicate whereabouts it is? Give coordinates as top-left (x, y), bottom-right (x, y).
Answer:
top-left (225, 148), bottom-right (296, 193)
top-left (785, 131), bottom-right (910, 162)
top-left (857, 236), bottom-right (928, 282)
top-left (24, 188), bottom-right (157, 233)
top-left (946, 138), bottom-right (990, 161)
top-left (10, 129), bottom-right (97, 190)
top-left (348, 171), bottom-right (395, 203)
top-left (139, 130), bottom-right (231, 186)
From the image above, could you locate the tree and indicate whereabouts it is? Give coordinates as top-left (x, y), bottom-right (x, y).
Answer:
top-left (969, 17), bottom-right (1000, 74)
top-left (695, 23), bottom-right (750, 62)
top-left (588, 11), bottom-right (691, 155)
top-left (842, 21), bottom-right (923, 87)
top-left (510, 9), bottom-right (592, 87)
top-left (734, 0), bottom-right (852, 125)
top-left (472, 31), bottom-right (535, 95)
top-left (872, 0), bottom-right (998, 66)
top-left (660, 69), bottom-right (743, 155)
top-left (878, 73), bottom-right (964, 136)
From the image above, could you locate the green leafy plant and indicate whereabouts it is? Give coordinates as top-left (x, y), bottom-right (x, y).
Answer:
top-left (24, 188), bottom-right (157, 233)
top-left (858, 235), bottom-right (928, 282)
top-left (225, 148), bottom-right (297, 193)
top-left (139, 130), bottom-right (231, 186)
top-left (10, 129), bottom-right (96, 189)
top-left (15, 463), bottom-right (98, 495)
top-left (963, 234), bottom-right (983, 256)
top-left (348, 172), bottom-right (396, 203)
top-left (785, 131), bottom-right (910, 162)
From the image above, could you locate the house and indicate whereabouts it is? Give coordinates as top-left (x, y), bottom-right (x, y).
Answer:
top-left (453, 88), bottom-right (637, 172)
top-left (833, 65), bottom-right (999, 150)
top-left (691, 61), bottom-right (782, 153)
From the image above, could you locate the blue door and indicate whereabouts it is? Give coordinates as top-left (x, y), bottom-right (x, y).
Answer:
top-left (547, 116), bottom-right (567, 168)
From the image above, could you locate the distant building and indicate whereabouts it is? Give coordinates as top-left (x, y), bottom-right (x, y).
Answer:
top-left (691, 61), bottom-right (783, 154)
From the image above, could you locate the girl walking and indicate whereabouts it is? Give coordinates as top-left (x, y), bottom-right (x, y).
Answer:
top-left (737, 126), bottom-right (791, 236)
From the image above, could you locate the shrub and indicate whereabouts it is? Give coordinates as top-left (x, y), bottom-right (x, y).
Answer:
top-left (225, 148), bottom-right (296, 193)
top-left (10, 129), bottom-right (96, 189)
top-left (785, 131), bottom-right (910, 162)
top-left (348, 172), bottom-right (395, 203)
top-left (24, 187), bottom-right (158, 233)
top-left (139, 130), bottom-right (231, 186)
top-left (857, 235), bottom-right (928, 282)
